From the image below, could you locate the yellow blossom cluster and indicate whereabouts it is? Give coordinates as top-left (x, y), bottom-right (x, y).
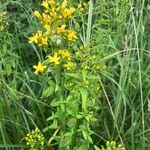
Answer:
top-left (29, 31), bottom-right (48, 46)
top-left (48, 49), bottom-right (75, 70)
top-left (30, 0), bottom-right (78, 74)
top-left (100, 141), bottom-right (125, 150)
top-left (77, 2), bottom-right (88, 13)
top-left (33, 49), bottom-right (75, 74)
top-left (25, 128), bottom-right (45, 150)
top-left (41, 0), bottom-right (75, 20)
top-left (28, 0), bottom-right (77, 46)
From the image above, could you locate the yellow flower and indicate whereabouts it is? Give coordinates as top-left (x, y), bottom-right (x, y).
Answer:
top-left (28, 33), bottom-right (39, 43)
top-left (34, 11), bottom-right (51, 25)
top-left (62, 7), bottom-right (75, 19)
top-left (67, 29), bottom-right (77, 41)
top-left (50, 12), bottom-right (57, 20)
top-left (34, 10), bottom-right (51, 25)
top-left (48, 53), bottom-right (61, 65)
top-left (33, 62), bottom-right (47, 75)
top-left (62, 0), bottom-right (67, 9)
top-left (58, 49), bottom-right (71, 60)
top-left (58, 15), bottom-right (63, 19)
top-left (29, 31), bottom-right (48, 46)
top-left (25, 128), bottom-right (45, 149)
top-left (42, 13), bottom-right (51, 25)
top-left (63, 61), bottom-right (75, 70)
top-left (34, 11), bottom-right (42, 20)
top-left (55, 24), bottom-right (66, 34)
top-left (49, 0), bottom-right (55, 5)
top-left (56, 6), bottom-right (61, 12)
top-left (44, 25), bottom-right (51, 35)
top-left (41, 1), bottom-right (49, 10)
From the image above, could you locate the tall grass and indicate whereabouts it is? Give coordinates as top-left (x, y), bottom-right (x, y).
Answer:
top-left (0, 0), bottom-right (49, 149)
top-left (92, 0), bottom-right (150, 149)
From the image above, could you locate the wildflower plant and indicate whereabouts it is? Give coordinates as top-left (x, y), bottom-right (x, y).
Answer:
top-left (28, 0), bottom-right (106, 149)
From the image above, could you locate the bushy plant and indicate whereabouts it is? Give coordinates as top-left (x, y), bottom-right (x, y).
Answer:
top-left (25, 0), bottom-right (108, 149)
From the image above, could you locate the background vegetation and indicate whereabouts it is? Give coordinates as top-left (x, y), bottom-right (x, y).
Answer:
top-left (0, 0), bottom-right (149, 149)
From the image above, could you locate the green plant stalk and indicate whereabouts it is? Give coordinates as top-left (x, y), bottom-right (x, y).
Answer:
top-left (70, 119), bottom-right (80, 149)
top-left (130, 1), bottom-right (145, 149)
top-left (86, 0), bottom-right (93, 45)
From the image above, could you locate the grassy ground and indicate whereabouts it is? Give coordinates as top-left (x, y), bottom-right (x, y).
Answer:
top-left (0, 0), bottom-right (150, 149)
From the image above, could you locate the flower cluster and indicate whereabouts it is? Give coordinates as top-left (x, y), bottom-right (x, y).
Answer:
top-left (0, 11), bottom-right (8, 31)
top-left (29, 0), bottom-right (77, 74)
top-left (47, 49), bottom-right (75, 69)
top-left (29, 0), bottom-right (77, 47)
top-left (100, 141), bottom-right (125, 150)
top-left (33, 62), bottom-right (47, 75)
top-left (77, 2), bottom-right (88, 13)
top-left (29, 31), bottom-right (48, 46)
top-left (25, 128), bottom-right (45, 150)
top-left (33, 49), bottom-right (75, 74)
top-left (48, 50), bottom-right (75, 70)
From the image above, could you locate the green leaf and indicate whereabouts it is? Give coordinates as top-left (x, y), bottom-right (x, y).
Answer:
top-left (82, 130), bottom-right (87, 140)
top-left (42, 81), bottom-right (55, 98)
top-left (80, 88), bottom-right (88, 110)
top-left (42, 126), bottom-right (50, 132)
top-left (49, 119), bottom-right (58, 129)
top-left (78, 141), bottom-right (89, 150)
top-left (94, 145), bottom-right (101, 150)
top-left (86, 0), bottom-right (93, 45)
top-left (87, 134), bottom-right (93, 144)
top-left (47, 112), bottom-right (56, 121)
top-left (76, 114), bottom-right (83, 119)
top-left (59, 134), bottom-right (72, 147)
top-left (66, 73), bottom-right (81, 79)
top-left (50, 99), bottom-right (60, 107)
top-left (67, 118), bottom-right (77, 127)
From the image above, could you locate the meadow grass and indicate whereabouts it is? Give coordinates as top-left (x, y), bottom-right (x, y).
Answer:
top-left (0, 0), bottom-right (150, 149)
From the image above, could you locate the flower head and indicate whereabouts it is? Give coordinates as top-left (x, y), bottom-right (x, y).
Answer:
top-left (58, 49), bottom-right (71, 60)
top-left (33, 62), bottom-right (47, 75)
top-left (34, 11), bottom-right (51, 25)
top-left (44, 25), bottom-right (51, 35)
top-left (62, 7), bottom-right (75, 19)
top-left (50, 11), bottom-right (57, 20)
top-left (49, 0), bottom-right (56, 5)
top-left (42, 13), bottom-right (52, 25)
top-left (34, 11), bottom-right (42, 20)
top-left (29, 31), bottom-right (48, 46)
top-left (67, 29), bottom-right (77, 42)
top-left (25, 128), bottom-right (45, 150)
top-left (62, 0), bottom-right (68, 9)
top-left (55, 24), bottom-right (66, 35)
top-left (63, 61), bottom-right (75, 70)
top-left (41, 1), bottom-right (49, 10)
top-left (48, 53), bottom-right (61, 65)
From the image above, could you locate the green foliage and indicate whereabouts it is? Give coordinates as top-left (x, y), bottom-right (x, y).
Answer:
top-left (26, 0), bottom-right (102, 149)
top-left (0, 0), bottom-right (150, 150)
